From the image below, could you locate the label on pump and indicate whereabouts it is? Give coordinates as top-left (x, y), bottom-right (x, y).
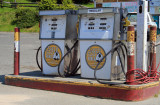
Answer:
top-left (88, 9), bottom-right (103, 13)
top-left (85, 45), bottom-right (106, 70)
top-left (44, 44), bottom-right (62, 67)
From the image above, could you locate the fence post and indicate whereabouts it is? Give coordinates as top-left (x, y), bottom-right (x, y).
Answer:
top-left (14, 27), bottom-right (20, 75)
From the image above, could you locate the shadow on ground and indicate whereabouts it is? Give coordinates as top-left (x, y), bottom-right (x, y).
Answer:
top-left (19, 70), bottom-right (43, 77)
top-left (19, 70), bottom-right (81, 79)
top-left (0, 75), bottom-right (5, 83)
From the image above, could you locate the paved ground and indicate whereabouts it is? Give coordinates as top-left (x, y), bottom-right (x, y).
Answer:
top-left (0, 32), bottom-right (160, 105)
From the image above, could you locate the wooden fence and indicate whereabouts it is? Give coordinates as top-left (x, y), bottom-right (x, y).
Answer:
top-left (0, 0), bottom-right (3, 8)
top-left (11, 2), bottom-right (38, 8)
top-left (0, 1), bottom-right (38, 8)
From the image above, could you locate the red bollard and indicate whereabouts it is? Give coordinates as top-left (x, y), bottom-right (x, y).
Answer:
top-left (149, 26), bottom-right (157, 77)
top-left (126, 25), bottom-right (135, 85)
top-left (14, 27), bottom-right (20, 75)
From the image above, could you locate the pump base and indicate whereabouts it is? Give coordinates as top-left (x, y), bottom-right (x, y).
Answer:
top-left (5, 74), bottom-right (160, 101)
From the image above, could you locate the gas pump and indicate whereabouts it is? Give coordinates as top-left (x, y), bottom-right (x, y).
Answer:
top-left (78, 8), bottom-right (126, 80)
top-left (39, 10), bottom-right (79, 76)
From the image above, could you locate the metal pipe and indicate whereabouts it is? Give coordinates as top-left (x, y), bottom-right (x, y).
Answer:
top-left (126, 25), bottom-right (135, 85)
top-left (94, 0), bottom-right (96, 8)
top-left (149, 26), bottom-right (157, 77)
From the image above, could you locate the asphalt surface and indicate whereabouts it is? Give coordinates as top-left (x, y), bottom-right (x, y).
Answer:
top-left (0, 32), bottom-right (160, 105)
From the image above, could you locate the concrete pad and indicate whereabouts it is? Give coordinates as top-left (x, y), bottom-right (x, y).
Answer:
top-left (5, 74), bottom-right (160, 101)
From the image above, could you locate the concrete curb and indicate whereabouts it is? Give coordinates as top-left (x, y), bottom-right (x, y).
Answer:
top-left (5, 75), bottom-right (160, 101)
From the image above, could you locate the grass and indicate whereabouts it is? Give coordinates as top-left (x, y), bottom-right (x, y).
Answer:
top-left (3, 0), bottom-right (33, 7)
top-left (0, 7), bottom-right (15, 13)
top-left (4, 0), bottom-right (32, 3)
top-left (0, 7), bottom-right (16, 32)
top-left (82, 2), bottom-right (94, 8)
top-left (21, 23), bottom-right (39, 32)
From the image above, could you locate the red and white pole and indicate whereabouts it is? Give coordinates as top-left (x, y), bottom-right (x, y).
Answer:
top-left (14, 27), bottom-right (20, 75)
top-left (149, 26), bottom-right (157, 77)
top-left (126, 25), bottom-right (135, 85)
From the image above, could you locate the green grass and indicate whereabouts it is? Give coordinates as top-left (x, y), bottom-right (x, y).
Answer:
top-left (3, 0), bottom-right (39, 9)
top-left (82, 3), bottom-right (94, 8)
top-left (0, 7), bottom-right (15, 12)
top-left (14, 0), bottom-right (30, 3)
top-left (0, 7), bottom-right (16, 32)
top-left (4, 0), bottom-right (32, 3)
top-left (21, 23), bottom-right (39, 32)
top-left (3, 0), bottom-right (33, 7)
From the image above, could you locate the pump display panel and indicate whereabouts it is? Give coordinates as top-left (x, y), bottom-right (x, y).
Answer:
top-left (79, 13), bottom-right (114, 40)
top-left (40, 15), bottom-right (66, 39)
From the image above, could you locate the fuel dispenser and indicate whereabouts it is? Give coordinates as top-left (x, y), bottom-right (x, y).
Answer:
top-left (78, 8), bottom-right (125, 80)
top-left (39, 10), bottom-right (79, 76)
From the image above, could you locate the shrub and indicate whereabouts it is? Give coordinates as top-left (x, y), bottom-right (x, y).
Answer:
top-left (39, 0), bottom-right (78, 10)
top-left (62, 0), bottom-right (77, 10)
top-left (13, 8), bottom-right (39, 28)
top-left (27, 0), bottom-right (41, 2)
top-left (39, 0), bottom-right (59, 10)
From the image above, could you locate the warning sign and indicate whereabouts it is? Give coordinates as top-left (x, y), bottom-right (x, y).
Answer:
top-left (86, 45), bottom-right (106, 70)
top-left (44, 44), bottom-right (62, 67)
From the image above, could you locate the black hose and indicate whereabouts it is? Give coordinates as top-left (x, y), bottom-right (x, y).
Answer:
top-left (58, 40), bottom-right (80, 77)
top-left (36, 46), bottom-right (42, 72)
top-left (94, 42), bottom-right (127, 84)
top-left (116, 47), bottom-right (126, 76)
top-left (111, 42), bottom-right (127, 76)
top-left (70, 59), bottom-right (81, 76)
top-left (117, 45), bottom-right (126, 75)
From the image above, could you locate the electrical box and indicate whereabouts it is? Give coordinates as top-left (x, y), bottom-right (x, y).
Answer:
top-left (39, 10), bottom-right (78, 75)
top-left (78, 8), bottom-right (122, 80)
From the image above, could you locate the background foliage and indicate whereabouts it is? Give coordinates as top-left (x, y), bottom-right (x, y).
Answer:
top-left (12, 8), bottom-right (39, 28)
top-left (39, 0), bottom-right (78, 10)
top-left (0, 0), bottom-right (93, 32)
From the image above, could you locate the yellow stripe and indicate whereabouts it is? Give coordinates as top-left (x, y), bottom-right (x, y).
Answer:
top-left (5, 75), bottom-right (160, 90)
top-left (127, 31), bottom-right (135, 42)
top-left (14, 32), bottom-right (20, 41)
top-left (150, 30), bottom-right (156, 42)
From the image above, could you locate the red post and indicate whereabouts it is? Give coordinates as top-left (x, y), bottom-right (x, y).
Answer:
top-left (149, 26), bottom-right (157, 77)
top-left (14, 27), bottom-right (20, 75)
top-left (126, 25), bottom-right (135, 85)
